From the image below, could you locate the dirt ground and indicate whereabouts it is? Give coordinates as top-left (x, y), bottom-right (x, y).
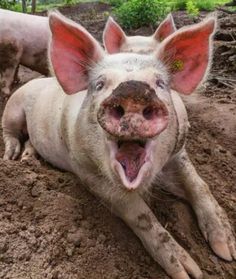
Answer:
top-left (0, 3), bottom-right (235, 279)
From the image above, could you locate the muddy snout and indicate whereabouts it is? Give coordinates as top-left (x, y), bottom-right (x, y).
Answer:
top-left (97, 81), bottom-right (168, 139)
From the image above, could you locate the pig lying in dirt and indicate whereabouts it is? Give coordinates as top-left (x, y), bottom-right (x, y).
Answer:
top-left (0, 9), bottom-right (50, 96)
top-left (2, 12), bottom-right (236, 279)
top-left (103, 13), bottom-right (176, 54)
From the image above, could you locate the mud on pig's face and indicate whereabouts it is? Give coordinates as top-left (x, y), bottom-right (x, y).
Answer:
top-left (91, 53), bottom-right (171, 191)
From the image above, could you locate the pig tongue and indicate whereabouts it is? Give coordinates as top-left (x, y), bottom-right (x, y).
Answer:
top-left (115, 142), bottom-right (146, 182)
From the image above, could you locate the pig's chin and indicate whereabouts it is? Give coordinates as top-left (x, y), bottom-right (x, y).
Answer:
top-left (107, 139), bottom-right (154, 190)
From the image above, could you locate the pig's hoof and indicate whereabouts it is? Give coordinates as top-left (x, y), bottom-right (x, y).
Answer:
top-left (21, 141), bottom-right (38, 163)
top-left (2, 88), bottom-right (11, 98)
top-left (167, 251), bottom-right (202, 279)
top-left (172, 270), bottom-right (201, 279)
top-left (198, 202), bottom-right (236, 261)
top-left (3, 138), bottom-right (21, 160)
top-left (21, 150), bottom-right (37, 162)
top-left (156, 236), bottom-right (202, 279)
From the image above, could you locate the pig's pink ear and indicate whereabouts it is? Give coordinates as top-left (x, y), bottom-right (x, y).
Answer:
top-left (103, 16), bottom-right (126, 54)
top-left (153, 13), bottom-right (176, 42)
top-left (157, 17), bottom-right (216, 95)
top-left (49, 12), bottom-right (104, 95)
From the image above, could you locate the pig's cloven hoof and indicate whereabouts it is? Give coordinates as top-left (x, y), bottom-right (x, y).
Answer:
top-left (172, 269), bottom-right (203, 279)
top-left (153, 233), bottom-right (203, 279)
top-left (21, 145), bottom-right (37, 162)
top-left (1, 88), bottom-right (11, 99)
top-left (3, 137), bottom-right (21, 160)
top-left (211, 241), bottom-right (232, 261)
top-left (197, 200), bottom-right (236, 261)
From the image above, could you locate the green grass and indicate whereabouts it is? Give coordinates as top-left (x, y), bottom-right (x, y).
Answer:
top-left (106, 0), bottom-right (231, 11)
top-left (169, 0), bottom-right (231, 11)
top-left (3, 0), bottom-right (233, 15)
top-left (3, 0), bottom-right (86, 13)
top-left (36, 2), bottom-right (66, 12)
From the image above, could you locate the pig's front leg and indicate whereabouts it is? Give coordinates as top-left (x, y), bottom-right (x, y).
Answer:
top-left (77, 169), bottom-right (202, 279)
top-left (114, 197), bottom-right (203, 279)
top-left (162, 149), bottom-right (236, 261)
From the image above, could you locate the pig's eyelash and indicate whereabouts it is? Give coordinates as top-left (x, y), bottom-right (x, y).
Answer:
top-left (89, 75), bottom-right (105, 85)
top-left (73, 54), bottom-right (101, 73)
top-left (74, 59), bottom-right (91, 73)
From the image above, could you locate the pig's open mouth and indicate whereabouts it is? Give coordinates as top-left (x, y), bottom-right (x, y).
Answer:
top-left (107, 139), bottom-right (154, 190)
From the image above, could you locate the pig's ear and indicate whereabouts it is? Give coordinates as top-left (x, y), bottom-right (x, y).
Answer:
top-left (49, 11), bottom-right (104, 95)
top-left (153, 13), bottom-right (176, 42)
top-left (157, 17), bottom-right (216, 95)
top-left (103, 16), bottom-right (126, 54)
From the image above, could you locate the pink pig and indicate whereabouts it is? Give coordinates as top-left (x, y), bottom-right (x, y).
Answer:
top-left (0, 9), bottom-right (50, 96)
top-left (103, 13), bottom-right (176, 54)
top-left (2, 12), bottom-right (235, 279)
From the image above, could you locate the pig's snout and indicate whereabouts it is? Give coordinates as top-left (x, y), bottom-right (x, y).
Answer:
top-left (97, 81), bottom-right (168, 139)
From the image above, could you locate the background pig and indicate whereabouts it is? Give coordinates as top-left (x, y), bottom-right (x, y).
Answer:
top-left (2, 12), bottom-right (235, 279)
top-left (103, 13), bottom-right (176, 54)
top-left (0, 9), bottom-right (49, 96)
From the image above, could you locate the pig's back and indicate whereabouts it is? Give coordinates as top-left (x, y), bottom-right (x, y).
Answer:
top-left (0, 9), bottom-right (48, 37)
top-left (0, 9), bottom-right (49, 73)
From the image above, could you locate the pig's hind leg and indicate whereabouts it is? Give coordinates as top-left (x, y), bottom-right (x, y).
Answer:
top-left (21, 139), bottom-right (37, 162)
top-left (161, 148), bottom-right (236, 262)
top-left (2, 90), bottom-right (27, 160)
top-left (0, 40), bottom-right (22, 97)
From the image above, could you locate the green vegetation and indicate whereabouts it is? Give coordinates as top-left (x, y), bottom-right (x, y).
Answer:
top-left (115, 0), bottom-right (170, 29)
top-left (105, 0), bottom-right (123, 8)
top-left (186, 0), bottom-right (199, 17)
top-left (172, 0), bottom-right (229, 11)
top-left (0, 0), bottom-right (233, 21)
top-left (109, 0), bottom-right (230, 28)
top-left (0, 0), bottom-right (81, 12)
top-left (0, 0), bottom-right (16, 9)
top-left (173, 0), bottom-right (229, 11)
top-left (107, 0), bottom-right (230, 10)
top-left (36, 1), bottom-right (66, 12)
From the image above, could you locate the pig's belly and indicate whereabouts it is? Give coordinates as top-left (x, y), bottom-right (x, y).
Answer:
top-left (25, 82), bottom-right (86, 171)
top-left (28, 114), bottom-right (73, 172)
top-left (23, 77), bottom-right (87, 172)
top-left (30, 127), bottom-right (72, 172)
top-left (24, 82), bottom-right (73, 172)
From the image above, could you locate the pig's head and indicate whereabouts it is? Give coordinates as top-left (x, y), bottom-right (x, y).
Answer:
top-left (49, 12), bottom-right (215, 192)
top-left (103, 14), bottom-right (176, 54)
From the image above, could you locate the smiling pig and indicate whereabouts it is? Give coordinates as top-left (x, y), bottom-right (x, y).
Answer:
top-left (2, 12), bottom-right (235, 279)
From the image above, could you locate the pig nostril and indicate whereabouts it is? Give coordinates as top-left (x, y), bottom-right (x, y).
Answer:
top-left (143, 106), bottom-right (158, 120)
top-left (109, 105), bottom-right (125, 120)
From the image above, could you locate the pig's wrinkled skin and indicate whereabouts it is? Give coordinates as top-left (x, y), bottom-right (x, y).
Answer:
top-left (0, 9), bottom-right (50, 96)
top-left (2, 12), bottom-right (236, 279)
top-left (103, 13), bottom-right (176, 54)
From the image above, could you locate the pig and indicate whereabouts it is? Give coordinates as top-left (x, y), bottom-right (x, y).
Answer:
top-left (103, 13), bottom-right (176, 54)
top-left (2, 12), bottom-right (236, 279)
top-left (0, 9), bottom-right (50, 96)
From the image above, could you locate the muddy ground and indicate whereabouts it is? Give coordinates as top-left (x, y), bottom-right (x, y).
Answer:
top-left (0, 3), bottom-right (235, 279)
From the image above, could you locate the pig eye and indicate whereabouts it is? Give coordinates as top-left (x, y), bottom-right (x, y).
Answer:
top-left (156, 79), bottom-right (165, 89)
top-left (96, 81), bottom-right (104, 91)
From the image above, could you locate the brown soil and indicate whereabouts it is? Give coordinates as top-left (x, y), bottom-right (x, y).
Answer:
top-left (0, 3), bottom-right (235, 279)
